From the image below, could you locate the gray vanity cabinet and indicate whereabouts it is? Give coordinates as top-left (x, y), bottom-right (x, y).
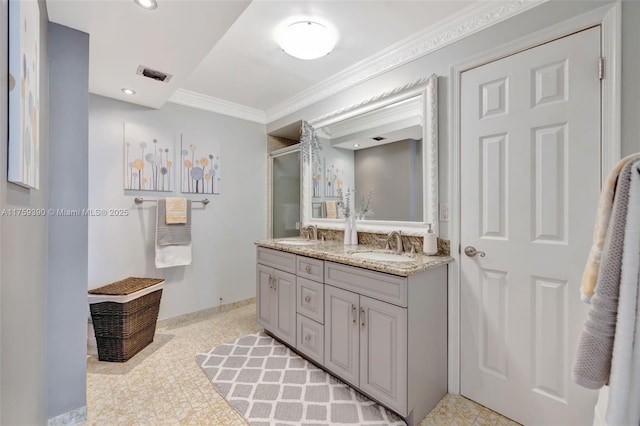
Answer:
top-left (324, 274), bottom-right (408, 416)
top-left (324, 285), bottom-right (361, 387)
top-left (359, 295), bottom-right (407, 415)
top-left (295, 256), bottom-right (325, 364)
top-left (256, 245), bottom-right (448, 426)
top-left (256, 248), bottom-right (297, 347)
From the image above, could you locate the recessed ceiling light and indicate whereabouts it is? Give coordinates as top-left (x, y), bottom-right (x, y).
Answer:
top-left (354, 144), bottom-right (360, 148)
top-left (134, 0), bottom-right (157, 10)
top-left (121, 88), bottom-right (136, 95)
top-left (278, 21), bottom-right (337, 60)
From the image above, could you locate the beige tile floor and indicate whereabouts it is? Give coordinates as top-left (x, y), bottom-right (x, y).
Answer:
top-left (86, 302), bottom-right (518, 425)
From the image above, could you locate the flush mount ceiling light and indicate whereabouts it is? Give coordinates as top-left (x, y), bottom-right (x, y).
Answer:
top-left (278, 21), bottom-right (337, 60)
top-left (134, 0), bottom-right (157, 10)
top-left (121, 88), bottom-right (136, 95)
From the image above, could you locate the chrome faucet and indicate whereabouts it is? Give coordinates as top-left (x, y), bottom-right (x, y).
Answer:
top-left (302, 224), bottom-right (318, 240)
top-left (386, 230), bottom-right (403, 253)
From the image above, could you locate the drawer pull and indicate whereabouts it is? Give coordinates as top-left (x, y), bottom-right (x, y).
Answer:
top-left (351, 304), bottom-right (357, 325)
top-left (305, 265), bottom-right (312, 274)
top-left (304, 295), bottom-right (312, 304)
top-left (304, 335), bottom-right (311, 343)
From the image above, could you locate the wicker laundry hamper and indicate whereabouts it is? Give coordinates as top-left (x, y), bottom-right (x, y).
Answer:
top-left (89, 277), bottom-right (164, 362)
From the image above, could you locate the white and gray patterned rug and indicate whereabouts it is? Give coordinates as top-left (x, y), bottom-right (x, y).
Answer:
top-left (196, 332), bottom-right (406, 425)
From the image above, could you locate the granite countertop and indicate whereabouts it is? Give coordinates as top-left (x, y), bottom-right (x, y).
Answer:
top-left (255, 238), bottom-right (454, 277)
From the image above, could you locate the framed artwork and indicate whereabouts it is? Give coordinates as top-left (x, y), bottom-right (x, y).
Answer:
top-left (180, 136), bottom-right (221, 194)
top-left (124, 123), bottom-right (175, 191)
top-left (8, 0), bottom-right (40, 189)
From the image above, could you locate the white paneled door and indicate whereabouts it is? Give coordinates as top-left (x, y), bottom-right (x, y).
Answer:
top-left (460, 27), bottom-right (600, 425)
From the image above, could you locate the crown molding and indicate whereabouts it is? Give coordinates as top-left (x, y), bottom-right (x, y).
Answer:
top-left (168, 89), bottom-right (266, 124)
top-left (265, 0), bottom-right (548, 124)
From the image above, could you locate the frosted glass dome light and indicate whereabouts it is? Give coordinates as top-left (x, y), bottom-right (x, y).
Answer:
top-left (279, 21), bottom-right (337, 60)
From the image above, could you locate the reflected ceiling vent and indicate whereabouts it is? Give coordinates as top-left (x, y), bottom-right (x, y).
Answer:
top-left (136, 65), bottom-right (173, 83)
top-left (372, 136), bottom-right (386, 141)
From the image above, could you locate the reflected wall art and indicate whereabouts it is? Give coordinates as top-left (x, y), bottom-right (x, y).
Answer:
top-left (124, 123), bottom-right (175, 192)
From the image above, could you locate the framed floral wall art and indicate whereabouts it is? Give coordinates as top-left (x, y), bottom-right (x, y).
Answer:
top-left (180, 136), bottom-right (221, 195)
top-left (124, 123), bottom-right (175, 192)
top-left (8, 0), bottom-right (41, 189)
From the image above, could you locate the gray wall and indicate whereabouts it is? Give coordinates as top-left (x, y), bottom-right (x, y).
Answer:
top-left (89, 96), bottom-right (267, 320)
top-left (0, 0), bottom-right (49, 424)
top-left (354, 139), bottom-right (423, 222)
top-left (47, 23), bottom-right (89, 421)
top-left (268, 0), bottom-right (640, 238)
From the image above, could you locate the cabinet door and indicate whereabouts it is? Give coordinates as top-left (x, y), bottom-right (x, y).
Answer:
top-left (359, 295), bottom-right (408, 416)
top-left (256, 265), bottom-right (275, 331)
top-left (274, 270), bottom-right (297, 347)
top-left (324, 285), bottom-right (360, 387)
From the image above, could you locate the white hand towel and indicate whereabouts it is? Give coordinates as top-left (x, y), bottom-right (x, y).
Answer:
top-left (155, 203), bottom-right (191, 268)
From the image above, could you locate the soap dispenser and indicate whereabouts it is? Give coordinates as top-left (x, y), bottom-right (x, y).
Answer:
top-left (423, 224), bottom-right (437, 255)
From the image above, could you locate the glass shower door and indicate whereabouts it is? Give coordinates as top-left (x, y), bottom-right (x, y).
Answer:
top-left (272, 148), bottom-right (300, 238)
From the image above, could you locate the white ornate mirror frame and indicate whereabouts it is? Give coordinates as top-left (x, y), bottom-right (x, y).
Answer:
top-left (301, 74), bottom-right (438, 236)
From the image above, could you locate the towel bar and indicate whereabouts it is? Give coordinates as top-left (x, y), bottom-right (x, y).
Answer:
top-left (134, 197), bottom-right (210, 206)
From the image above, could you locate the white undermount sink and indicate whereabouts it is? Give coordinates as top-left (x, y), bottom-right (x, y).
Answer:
top-left (350, 251), bottom-right (416, 263)
top-left (277, 239), bottom-right (317, 246)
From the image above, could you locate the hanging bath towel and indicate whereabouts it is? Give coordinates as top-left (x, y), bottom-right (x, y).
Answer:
top-left (606, 159), bottom-right (640, 425)
top-left (573, 161), bottom-right (636, 389)
top-left (157, 198), bottom-right (192, 246)
top-left (581, 153), bottom-right (640, 301)
top-left (155, 200), bottom-right (192, 268)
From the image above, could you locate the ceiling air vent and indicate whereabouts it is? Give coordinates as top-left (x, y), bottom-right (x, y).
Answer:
top-left (136, 65), bottom-right (173, 83)
top-left (372, 136), bottom-right (386, 141)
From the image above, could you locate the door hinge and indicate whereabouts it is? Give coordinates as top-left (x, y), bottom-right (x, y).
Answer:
top-left (599, 57), bottom-right (605, 80)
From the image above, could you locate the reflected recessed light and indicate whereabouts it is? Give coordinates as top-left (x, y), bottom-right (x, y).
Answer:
top-left (121, 88), bottom-right (136, 95)
top-left (134, 0), bottom-right (157, 10)
top-left (278, 21), bottom-right (337, 60)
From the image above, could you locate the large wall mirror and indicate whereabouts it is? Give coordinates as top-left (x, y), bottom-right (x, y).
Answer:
top-left (301, 74), bottom-right (438, 235)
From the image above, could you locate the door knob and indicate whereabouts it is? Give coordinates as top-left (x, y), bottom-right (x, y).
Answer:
top-left (464, 246), bottom-right (486, 258)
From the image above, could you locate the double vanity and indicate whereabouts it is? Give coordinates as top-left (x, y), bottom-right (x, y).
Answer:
top-left (255, 237), bottom-right (453, 425)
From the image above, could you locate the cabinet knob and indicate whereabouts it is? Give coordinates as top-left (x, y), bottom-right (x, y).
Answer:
top-left (304, 295), bottom-right (312, 304)
top-left (305, 265), bottom-right (312, 274)
top-left (304, 335), bottom-right (311, 343)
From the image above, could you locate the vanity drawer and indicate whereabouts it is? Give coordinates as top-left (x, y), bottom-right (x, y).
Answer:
top-left (297, 277), bottom-right (324, 324)
top-left (296, 256), bottom-right (324, 283)
top-left (256, 247), bottom-right (296, 274)
top-left (296, 314), bottom-right (324, 365)
top-left (324, 261), bottom-right (407, 307)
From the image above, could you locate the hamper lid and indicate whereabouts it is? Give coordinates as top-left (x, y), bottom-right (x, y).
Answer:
top-left (89, 277), bottom-right (164, 296)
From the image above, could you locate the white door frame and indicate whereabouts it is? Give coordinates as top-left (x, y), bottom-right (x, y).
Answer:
top-left (447, 1), bottom-right (621, 394)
